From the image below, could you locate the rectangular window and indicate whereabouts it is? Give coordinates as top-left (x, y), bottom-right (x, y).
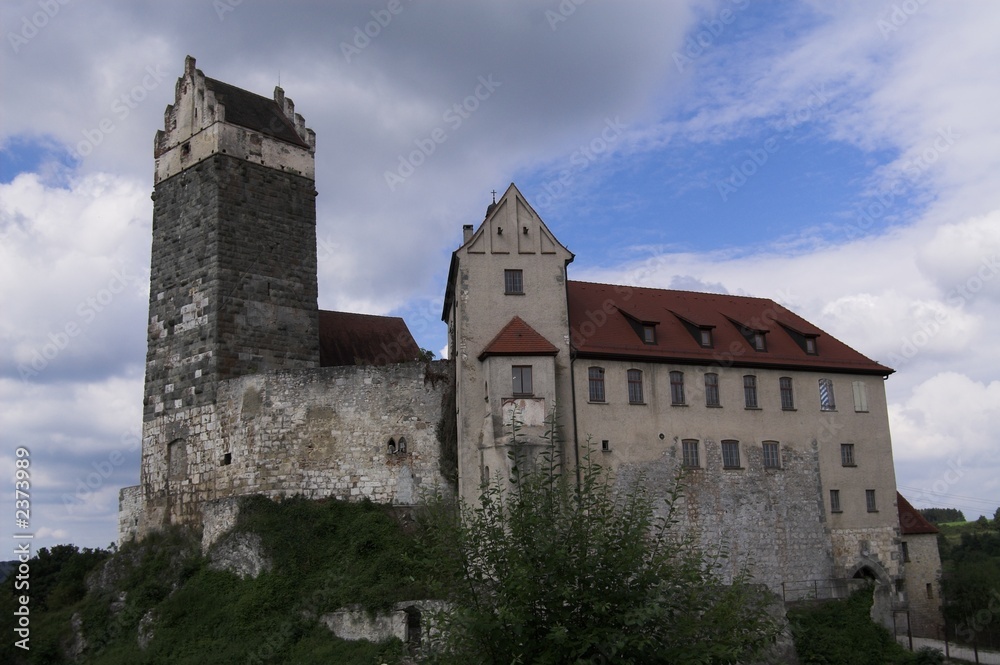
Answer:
top-left (504, 269), bottom-right (523, 295)
top-left (819, 378), bottom-right (836, 411)
top-left (866, 489), bottom-right (878, 512)
top-left (682, 440), bottom-right (700, 468)
top-left (852, 381), bottom-right (869, 412)
top-left (753, 332), bottom-right (766, 351)
top-left (743, 375), bottom-right (758, 408)
top-left (841, 443), bottom-right (856, 466)
top-left (705, 373), bottom-right (720, 407)
top-left (512, 365), bottom-right (533, 396)
top-left (670, 371), bottom-right (685, 405)
top-left (926, 583), bottom-right (933, 599)
top-left (779, 377), bottom-right (795, 410)
top-left (830, 489), bottom-right (842, 513)
top-left (762, 441), bottom-right (781, 469)
top-left (805, 337), bottom-right (817, 354)
top-left (588, 367), bottom-right (605, 402)
top-left (601, 439), bottom-right (610, 452)
top-left (721, 440), bottom-right (741, 469)
top-left (700, 329), bottom-right (713, 347)
top-left (901, 541), bottom-right (910, 562)
top-left (627, 369), bottom-right (644, 404)
top-left (642, 325), bottom-right (655, 344)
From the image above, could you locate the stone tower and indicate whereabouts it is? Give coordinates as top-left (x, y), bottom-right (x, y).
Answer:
top-left (138, 56), bottom-right (319, 530)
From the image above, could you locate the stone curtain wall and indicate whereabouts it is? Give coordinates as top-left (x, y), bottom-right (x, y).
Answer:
top-left (214, 362), bottom-right (450, 506)
top-left (123, 361), bottom-right (452, 542)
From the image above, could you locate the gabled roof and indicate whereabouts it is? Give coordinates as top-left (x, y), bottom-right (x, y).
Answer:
top-left (204, 77), bottom-right (311, 149)
top-left (318, 310), bottom-right (420, 367)
top-left (479, 316), bottom-right (560, 360)
top-left (897, 493), bottom-right (940, 535)
top-left (442, 183), bottom-right (574, 321)
top-left (567, 281), bottom-right (893, 375)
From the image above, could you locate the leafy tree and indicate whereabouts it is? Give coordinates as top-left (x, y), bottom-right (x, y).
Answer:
top-left (419, 418), bottom-right (781, 664)
top-left (942, 553), bottom-right (1000, 645)
top-left (918, 508), bottom-right (965, 524)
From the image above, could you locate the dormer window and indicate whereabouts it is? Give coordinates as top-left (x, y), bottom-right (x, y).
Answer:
top-left (725, 317), bottom-right (769, 352)
top-left (699, 329), bottom-right (713, 347)
top-left (780, 323), bottom-right (820, 355)
top-left (642, 325), bottom-right (655, 344)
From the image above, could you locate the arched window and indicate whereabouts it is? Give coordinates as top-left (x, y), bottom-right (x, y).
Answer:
top-left (387, 438), bottom-right (397, 454)
top-left (398, 437), bottom-right (407, 454)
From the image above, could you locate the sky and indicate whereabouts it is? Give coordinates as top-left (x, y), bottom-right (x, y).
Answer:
top-left (1, 0), bottom-right (998, 551)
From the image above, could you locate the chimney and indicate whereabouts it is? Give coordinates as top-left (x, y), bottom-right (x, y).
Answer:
top-left (462, 224), bottom-right (474, 243)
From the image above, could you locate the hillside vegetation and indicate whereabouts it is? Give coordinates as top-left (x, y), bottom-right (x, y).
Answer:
top-left (1, 497), bottom-right (430, 664)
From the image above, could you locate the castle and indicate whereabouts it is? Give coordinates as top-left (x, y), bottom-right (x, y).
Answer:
top-left (119, 56), bottom-right (943, 639)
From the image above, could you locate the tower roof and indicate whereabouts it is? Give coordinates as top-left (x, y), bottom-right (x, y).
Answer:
top-left (204, 77), bottom-right (311, 149)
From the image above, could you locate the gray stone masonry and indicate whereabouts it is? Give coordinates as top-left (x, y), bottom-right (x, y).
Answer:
top-left (144, 153), bottom-right (319, 422)
top-left (126, 361), bottom-right (453, 539)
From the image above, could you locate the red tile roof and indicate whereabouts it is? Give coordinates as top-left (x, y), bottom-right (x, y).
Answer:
top-left (479, 316), bottom-right (560, 360)
top-left (567, 281), bottom-right (892, 375)
top-left (897, 493), bottom-right (940, 535)
top-left (318, 310), bottom-right (420, 367)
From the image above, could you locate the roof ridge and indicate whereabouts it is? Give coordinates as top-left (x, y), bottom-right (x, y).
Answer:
top-left (567, 279), bottom-right (775, 301)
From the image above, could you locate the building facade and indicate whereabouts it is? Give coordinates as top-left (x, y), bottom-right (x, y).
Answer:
top-left (442, 184), bottom-right (939, 632)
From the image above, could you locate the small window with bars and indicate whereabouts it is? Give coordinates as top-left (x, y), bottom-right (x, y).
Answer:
top-left (762, 441), bottom-right (781, 469)
top-left (669, 371), bottom-right (685, 405)
top-left (627, 369), bottom-right (644, 404)
top-left (866, 489), bottom-right (878, 512)
top-left (705, 373), bottom-right (720, 407)
top-left (743, 375), bottom-right (758, 409)
top-left (779, 377), bottom-right (794, 410)
top-left (504, 269), bottom-right (523, 295)
top-left (588, 367), bottom-right (605, 402)
top-left (841, 443), bottom-right (856, 467)
top-left (721, 440), bottom-right (741, 469)
top-left (512, 365), bottom-right (533, 396)
top-left (830, 489), bottom-right (842, 513)
top-left (682, 439), bottom-right (700, 468)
